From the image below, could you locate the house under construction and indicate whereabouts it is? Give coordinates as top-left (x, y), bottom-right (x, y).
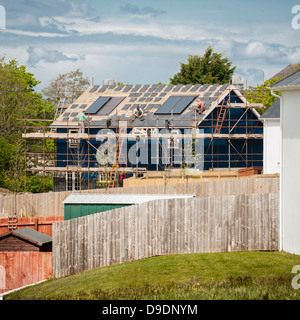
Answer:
top-left (22, 83), bottom-right (264, 191)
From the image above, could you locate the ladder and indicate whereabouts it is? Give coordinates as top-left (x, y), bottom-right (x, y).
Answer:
top-left (8, 215), bottom-right (18, 231)
top-left (54, 98), bottom-right (66, 119)
top-left (214, 98), bottom-right (227, 134)
top-left (108, 121), bottom-right (128, 189)
top-left (51, 98), bottom-right (67, 133)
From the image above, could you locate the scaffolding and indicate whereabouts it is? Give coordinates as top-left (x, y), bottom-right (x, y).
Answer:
top-left (21, 87), bottom-right (265, 191)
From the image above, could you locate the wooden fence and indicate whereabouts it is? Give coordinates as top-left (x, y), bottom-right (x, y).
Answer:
top-left (0, 216), bottom-right (64, 237)
top-left (0, 252), bottom-right (52, 294)
top-left (52, 193), bottom-right (279, 278)
top-left (0, 176), bottom-right (279, 218)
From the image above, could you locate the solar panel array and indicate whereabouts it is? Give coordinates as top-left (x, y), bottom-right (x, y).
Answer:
top-left (54, 83), bottom-right (230, 127)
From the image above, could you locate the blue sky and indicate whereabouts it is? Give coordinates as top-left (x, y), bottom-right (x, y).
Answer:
top-left (0, 0), bottom-right (299, 90)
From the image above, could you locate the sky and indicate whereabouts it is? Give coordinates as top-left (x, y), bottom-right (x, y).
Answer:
top-left (0, 0), bottom-right (300, 91)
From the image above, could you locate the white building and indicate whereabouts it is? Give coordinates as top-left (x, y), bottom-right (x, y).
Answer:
top-left (271, 69), bottom-right (300, 255)
top-left (260, 99), bottom-right (281, 174)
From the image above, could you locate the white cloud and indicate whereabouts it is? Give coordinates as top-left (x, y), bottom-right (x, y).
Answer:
top-left (1, 2), bottom-right (299, 89)
top-left (27, 46), bottom-right (82, 67)
top-left (120, 3), bottom-right (167, 17)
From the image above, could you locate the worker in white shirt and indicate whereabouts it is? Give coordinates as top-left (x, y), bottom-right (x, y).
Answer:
top-left (131, 105), bottom-right (144, 122)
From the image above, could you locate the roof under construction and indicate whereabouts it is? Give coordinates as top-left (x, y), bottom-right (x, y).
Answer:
top-left (49, 83), bottom-right (262, 129)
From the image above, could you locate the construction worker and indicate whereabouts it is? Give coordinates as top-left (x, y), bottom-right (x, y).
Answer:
top-left (195, 99), bottom-right (205, 114)
top-left (77, 110), bottom-right (88, 133)
top-left (131, 105), bottom-right (144, 122)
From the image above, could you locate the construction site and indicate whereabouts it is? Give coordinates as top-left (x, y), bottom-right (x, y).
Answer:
top-left (21, 82), bottom-right (266, 192)
top-left (1, 82), bottom-right (284, 296)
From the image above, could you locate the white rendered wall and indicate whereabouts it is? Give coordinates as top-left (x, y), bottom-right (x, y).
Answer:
top-left (263, 120), bottom-right (281, 174)
top-left (281, 89), bottom-right (300, 255)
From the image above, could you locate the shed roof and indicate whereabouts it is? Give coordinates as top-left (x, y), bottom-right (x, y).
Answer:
top-left (63, 193), bottom-right (195, 205)
top-left (260, 99), bottom-right (280, 120)
top-left (0, 227), bottom-right (52, 247)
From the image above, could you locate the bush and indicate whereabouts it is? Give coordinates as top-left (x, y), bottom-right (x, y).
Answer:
top-left (25, 174), bottom-right (53, 193)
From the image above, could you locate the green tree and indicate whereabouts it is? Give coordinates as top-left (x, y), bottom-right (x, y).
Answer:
top-left (0, 55), bottom-right (54, 192)
top-left (170, 46), bottom-right (236, 85)
top-left (244, 77), bottom-right (282, 115)
top-left (0, 57), bottom-right (54, 139)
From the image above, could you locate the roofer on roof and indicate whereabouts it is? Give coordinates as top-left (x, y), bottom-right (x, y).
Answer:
top-left (131, 105), bottom-right (144, 122)
top-left (78, 110), bottom-right (88, 133)
top-left (195, 98), bottom-right (205, 114)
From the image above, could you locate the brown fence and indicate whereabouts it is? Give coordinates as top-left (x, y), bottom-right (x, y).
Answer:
top-left (52, 193), bottom-right (279, 278)
top-left (0, 176), bottom-right (279, 218)
top-left (0, 216), bottom-right (64, 237)
top-left (0, 252), bottom-right (52, 294)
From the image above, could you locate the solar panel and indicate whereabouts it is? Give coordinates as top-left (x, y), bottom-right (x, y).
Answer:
top-left (172, 96), bottom-right (196, 114)
top-left (70, 104), bottom-right (78, 109)
top-left (98, 85), bottom-right (108, 92)
top-left (71, 112), bottom-right (78, 117)
top-left (155, 96), bottom-right (181, 115)
top-left (79, 104), bottom-right (87, 109)
top-left (89, 85), bottom-right (99, 93)
top-left (97, 97), bottom-right (125, 116)
top-left (86, 96), bottom-right (111, 114)
top-left (154, 96), bottom-right (197, 115)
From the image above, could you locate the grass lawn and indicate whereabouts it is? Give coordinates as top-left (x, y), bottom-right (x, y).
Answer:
top-left (4, 251), bottom-right (300, 300)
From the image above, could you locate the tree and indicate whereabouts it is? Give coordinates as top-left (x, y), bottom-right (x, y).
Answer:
top-left (244, 77), bottom-right (282, 115)
top-left (0, 55), bottom-right (54, 192)
top-left (42, 69), bottom-right (90, 105)
top-left (0, 57), bottom-right (54, 139)
top-left (170, 46), bottom-right (236, 85)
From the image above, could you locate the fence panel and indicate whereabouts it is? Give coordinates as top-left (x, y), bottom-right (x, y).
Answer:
top-left (0, 177), bottom-right (279, 218)
top-left (52, 193), bottom-right (279, 278)
top-left (0, 252), bottom-right (52, 294)
top-left (0, 216), bottom-right (64, 236)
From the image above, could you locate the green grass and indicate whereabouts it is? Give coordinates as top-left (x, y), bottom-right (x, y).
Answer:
top-left (5, 251), bottom-right (300, 300)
